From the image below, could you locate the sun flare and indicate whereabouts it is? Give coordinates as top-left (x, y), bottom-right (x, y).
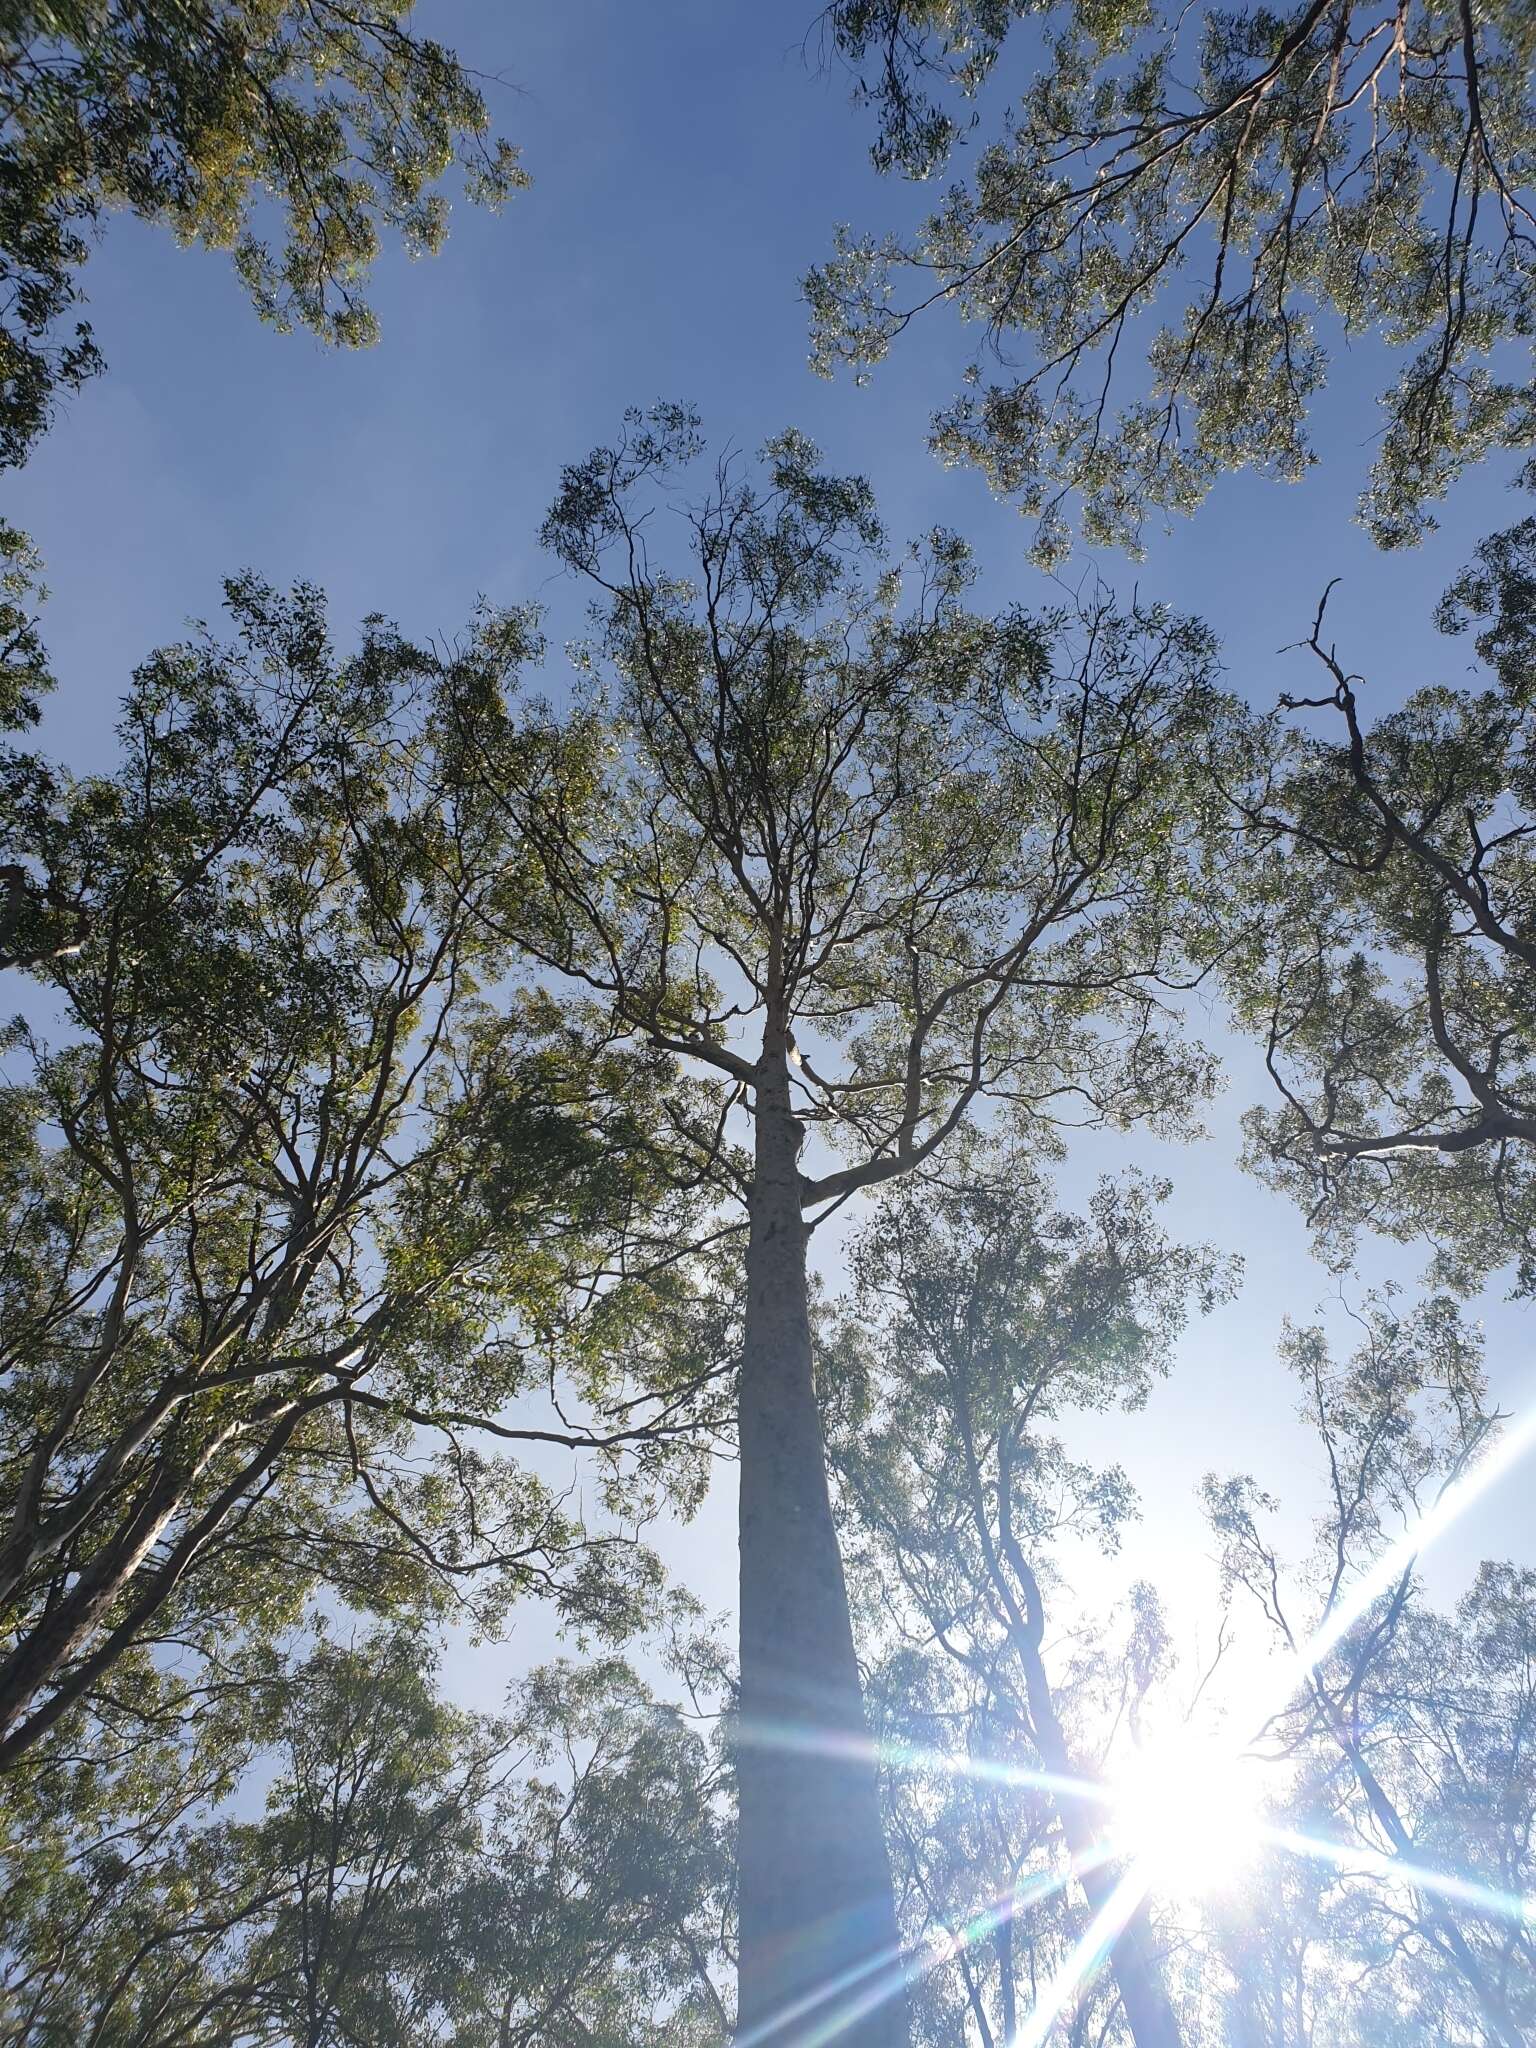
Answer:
top-left (1109, 1737), bottom-right (1264, 1899)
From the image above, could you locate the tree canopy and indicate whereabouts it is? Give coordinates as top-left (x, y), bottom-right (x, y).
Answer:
top-left (0, 572), bottom-right (727, 1775)
top-left (0, 1620), bottom-right (734, 2046)
top-left (11, 3), bottom-right (1536, 2035)
top-left (813, 0), bottom-right (1536, 561)
top-left (0, 0), bottom-right (526, 468)
top-left (1222, 519), bottom-right (1536, 1292)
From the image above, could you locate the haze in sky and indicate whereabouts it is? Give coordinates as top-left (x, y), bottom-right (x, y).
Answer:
top-left (12, 0), bottom-right (1533, 1704)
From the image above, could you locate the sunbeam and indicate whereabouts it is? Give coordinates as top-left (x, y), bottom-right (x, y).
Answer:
top-left (1238, 1397), bottom-right (1536, 1742)
top-left (1007, 1867), bottom-right (1154, 2048)
top-left (732, 1843), bottom-right (1122, 2048)
top-left (734, 1392), bottom-right (1536, 2044)
top-left (1262, 1823), bottom-right (1536, 1926)
top-left (994, 1394), bottom-right (1536, 2042)
top-left (736, 1714), bottom-right (1113, 1813)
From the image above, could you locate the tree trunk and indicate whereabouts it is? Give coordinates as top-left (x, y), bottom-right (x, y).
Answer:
top-left (986, 1429), bottom-right (1180, 2048)
top-left (736, 1037), bottom-right (909, 2048)
top-left (1017, 1633), bottom-right (1183, 2048)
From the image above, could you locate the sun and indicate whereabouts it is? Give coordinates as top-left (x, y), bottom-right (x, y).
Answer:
top-left (1108, 1734), bottom-right (1264, 1899)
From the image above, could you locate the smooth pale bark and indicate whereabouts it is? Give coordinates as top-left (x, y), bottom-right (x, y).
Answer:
top-left (736, 1033), bottom-right (909, 2048)
top-left (0, 1396), bottom-right (312, 1767)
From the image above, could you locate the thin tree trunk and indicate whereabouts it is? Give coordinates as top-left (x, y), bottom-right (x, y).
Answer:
top-left (985, 1431), bottom-right (1181, 2048)
top-left (1016, 1631), bottom-right (1183, 2048)
top-left (1317, 1694), bottom-right (1523, 2048)
top-left (736, 1033), bottom-right (909, 2048)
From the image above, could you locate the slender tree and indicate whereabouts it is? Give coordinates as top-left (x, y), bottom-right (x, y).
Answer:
top-left (1204, 1293), bottom-right (1535, 2046)
top-left (836, 1177), bottom-right (1536, 2043)
top-left (851, 1591), bottom-right (1174, 2048)
top-left (458, 405), bottom-right (1231, 2043)
top-left (831, 1156), bottom-right (1234, 2046)
top-left (812, 1), bottom-right (1536, 562)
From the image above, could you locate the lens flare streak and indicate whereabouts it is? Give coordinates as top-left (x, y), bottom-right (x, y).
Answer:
top-left (734, 1391), bottom-right (1536, 2044)
top-left (1263, 1823), bottom-right (1536, 1926)
top-left (735, 1715), bottom-right (1112, 1812)
top-left (1007, 1866), bottom-right (1153, 2048)
top-left (732, 1843), bottom-right (1121, 2048)
top-left (1249, 1398), bottom-right (1536, 1736)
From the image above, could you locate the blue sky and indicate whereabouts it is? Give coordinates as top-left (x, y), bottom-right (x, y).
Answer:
top-left (11, 0), bottom-right (1534, 1701)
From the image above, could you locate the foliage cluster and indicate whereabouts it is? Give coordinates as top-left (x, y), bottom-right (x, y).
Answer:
top-left (0, 0), bottom-right (526, 468)
top-left (815, 1), bottom-right (1536, 562)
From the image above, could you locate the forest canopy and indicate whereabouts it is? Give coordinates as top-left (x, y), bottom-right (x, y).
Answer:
top-left (5, 4), bottom-right (1536, 2047)
top-left (814, 0), bottom-right (1536, 561)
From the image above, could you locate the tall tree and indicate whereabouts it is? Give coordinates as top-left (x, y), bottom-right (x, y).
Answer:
top-left (811, 1), bottom-right (1536, 563)
top-left (460, 404), bottom-right (1230, 2044)
top-left (831, 1156), bottom-right (1235, 2046)
top-left (0, 0), bottom-right (526, 468)
top-left (1221, 526), bottom-right (1536, 1292)
top-left (0, 574), bottom-right (726, 1772)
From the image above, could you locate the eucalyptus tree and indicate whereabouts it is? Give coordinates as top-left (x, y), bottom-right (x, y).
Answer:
top-left (0, 1624), bottom-right (734, 2046)
top-left (853, 1599), bottom-right (1168, 2048)
top-left (836, 1166), bottom-right (1536, 2044)
top-left (1222, 529), bottom-right (1536, 1292)
top-left (0, 573), bottom-right (727, 1776)
top-left (812, 1), bottom-right (1536, 563)
top-left (0, 0), bottom-right (526, 469)
top-left (1203, 1294), bottom-right (1534, 2048)
top-left (483, 1647), bottom-right (734, 2048)
top-left (829, 1156), bottom-right (1233, 2047)
top-left (460, 404), bottom-right (1231, 2044)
